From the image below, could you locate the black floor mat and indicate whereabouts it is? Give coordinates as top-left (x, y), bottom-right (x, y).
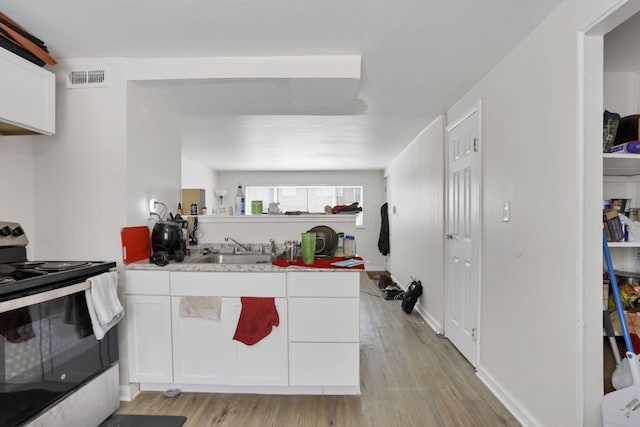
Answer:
top-left (100, 414), bottom-right (187, 427)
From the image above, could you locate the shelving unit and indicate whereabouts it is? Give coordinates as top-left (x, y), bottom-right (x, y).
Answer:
top-left (603, 153), bottom-right (640, 271)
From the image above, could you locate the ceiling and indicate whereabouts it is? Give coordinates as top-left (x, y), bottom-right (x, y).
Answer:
top-left (3, 0), bottom-right (563, 171)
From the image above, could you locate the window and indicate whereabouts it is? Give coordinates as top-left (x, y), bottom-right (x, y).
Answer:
top-left (245, 185), bottom-right (364, 226)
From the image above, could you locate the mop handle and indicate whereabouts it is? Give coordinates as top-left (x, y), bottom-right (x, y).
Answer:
top-left (603, 231), bottom-right (635, 354)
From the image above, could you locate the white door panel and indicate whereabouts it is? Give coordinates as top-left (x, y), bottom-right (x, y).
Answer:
top-left (445, 106), bottom-right (480, 367)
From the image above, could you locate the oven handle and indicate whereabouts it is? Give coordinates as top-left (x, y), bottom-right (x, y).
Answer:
top-left (0, 281), bottom-right (90, 314)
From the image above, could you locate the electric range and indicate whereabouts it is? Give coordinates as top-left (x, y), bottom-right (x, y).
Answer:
top-left (0, 221), bottom-right (119, 426)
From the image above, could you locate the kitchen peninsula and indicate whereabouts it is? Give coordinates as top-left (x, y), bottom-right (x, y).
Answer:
top-left (124, 259), bottom-right (361, 396)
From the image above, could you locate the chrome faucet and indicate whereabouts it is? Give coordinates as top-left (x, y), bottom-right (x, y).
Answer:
top-left (224, 237), bottom-right (252, 252)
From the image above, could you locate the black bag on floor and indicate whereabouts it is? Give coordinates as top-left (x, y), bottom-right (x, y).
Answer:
top-left (401, 280), bottom-right (423, 314)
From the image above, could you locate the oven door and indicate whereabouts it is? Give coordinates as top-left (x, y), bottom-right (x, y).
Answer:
top-left (0, 281), bottom-right (118, 426)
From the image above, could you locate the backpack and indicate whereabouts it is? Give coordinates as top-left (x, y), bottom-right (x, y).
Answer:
top-left (401, 280), bottom-right (423, 314)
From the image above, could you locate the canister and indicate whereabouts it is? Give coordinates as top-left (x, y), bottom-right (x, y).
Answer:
top-left (251, 200), bottom-right (263, 215)
top-left (344, 235), bottom-right (356, 258)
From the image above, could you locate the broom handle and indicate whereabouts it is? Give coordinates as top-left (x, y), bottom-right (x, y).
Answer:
top-left (603, 231), bottom-right (635, 354)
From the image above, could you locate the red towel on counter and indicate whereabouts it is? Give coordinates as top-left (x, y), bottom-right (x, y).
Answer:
top-left (233, 297), bottom-right (279, 345)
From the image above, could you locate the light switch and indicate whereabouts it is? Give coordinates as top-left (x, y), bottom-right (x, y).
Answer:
top-left (501, 202), bottom-right (510, 222)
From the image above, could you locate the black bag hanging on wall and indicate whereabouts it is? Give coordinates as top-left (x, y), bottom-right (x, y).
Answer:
top-left (401, 280), bottom-right (423, 314)
top-left (378, 202), bottom-right (390, 256)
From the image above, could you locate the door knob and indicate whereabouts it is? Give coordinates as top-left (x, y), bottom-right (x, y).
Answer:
top-left (445, 233), bottom-right (454, 240)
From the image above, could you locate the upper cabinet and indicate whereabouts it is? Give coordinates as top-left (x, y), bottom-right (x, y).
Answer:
top-left (0, 48), bottom-right (54, 136)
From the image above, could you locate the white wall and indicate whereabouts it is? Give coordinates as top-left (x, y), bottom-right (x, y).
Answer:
top-left (0, 135), bottom-right (36, 258)
top-left (217, 170), bottom-right (386, 269)
top-left (384, 116), bottom-right (445, 330)
top-left (604, 71), bottom-right (638, 116)
top-left (35, 59), bottom-right (128, 262)
top-left (445, 1), bottom-right (584, 425)
top-left (127, 81), bottom-right (182, 227)
top-left (181, 157), bottom-right (217, 213)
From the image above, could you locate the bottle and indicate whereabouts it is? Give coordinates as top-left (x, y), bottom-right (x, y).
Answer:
top-left (190, 202), bottom-right (198, 216)
top-left (235, 185), bottom-right (245, 215)
top-left (335, 232), bottom-right (345, 257)
top-left (344, 235), bottom-right (356, 259)
top-left (177, 203), bottom-right (183, 216)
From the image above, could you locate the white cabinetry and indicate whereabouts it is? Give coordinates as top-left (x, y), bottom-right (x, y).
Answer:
top-left (287, 272), bottom-right (360, 387)
top-left (125, 271), bottom-right (172, 383)
top-left (170, 272), bottom-right (288, 387)
top-left (125, 268), bottom-right (360, 394)
top-left (227, 297), bottom-right (288, 386)
top-left (0, 48), bottom-right (54, 135)
top-left (170, 296), bottom-right (233, 385)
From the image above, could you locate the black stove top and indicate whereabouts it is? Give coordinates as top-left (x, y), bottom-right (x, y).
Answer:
top-left (0, 260), bottom-right (117, 301)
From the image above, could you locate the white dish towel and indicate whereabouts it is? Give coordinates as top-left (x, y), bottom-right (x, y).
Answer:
top-left (85, 271), bottom-right (123, 340)
top-left (179, 296), bottom-right (222, 320)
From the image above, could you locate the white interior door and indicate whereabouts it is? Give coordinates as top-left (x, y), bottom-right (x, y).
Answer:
top-left (445, 105), bottom-right (481, 367)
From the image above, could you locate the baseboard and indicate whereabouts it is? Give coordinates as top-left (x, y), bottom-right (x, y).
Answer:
top-left (414, 304), bottom-right (443, 335)
top-left (119, 382), bottom-right (140, 402)
top-left (476, 366), bottom-right (541, 427)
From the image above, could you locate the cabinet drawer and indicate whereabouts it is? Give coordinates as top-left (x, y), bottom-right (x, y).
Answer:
top-left (125, 270), bottom-right (170, 295)
top-left (288, 298), bottom-right (359, 342)
top-left (287, 272), bottom-right (360, 297)
top-left (289, 342), bottom-right (359, 386)
top-left (170, 272), bottom-right (286, 297)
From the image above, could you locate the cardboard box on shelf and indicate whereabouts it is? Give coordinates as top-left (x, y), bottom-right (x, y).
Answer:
top-left (604, 208), bottom-right (625, 242)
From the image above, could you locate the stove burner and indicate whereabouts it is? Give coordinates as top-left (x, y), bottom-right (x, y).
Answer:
top-left (11, 261), bottom-right (44, 269)
top-left (0, 276), bottom-right (16, 285)
top-left (36, 261), bottom-right (91, 271)
top-left (0, 265), bottom-right (48, 285)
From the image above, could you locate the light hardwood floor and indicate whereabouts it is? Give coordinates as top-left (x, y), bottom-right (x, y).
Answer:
top-left (115, 273), bottom-right (520, 426)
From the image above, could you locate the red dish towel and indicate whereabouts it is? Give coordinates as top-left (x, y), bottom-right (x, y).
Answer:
top-left (233, 297), bottom-right (279, 345)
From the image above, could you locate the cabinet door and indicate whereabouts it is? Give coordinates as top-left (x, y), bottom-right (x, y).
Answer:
top-left (126, 295), bottom-right (173, 383)
top-left (171, 296), bottom-right (234, 385)
top-left (0, 48), bottom-right (55, 135)
top-left (288, 297), bottom-right (359, 342)
top-left (228, 297), bottom-right (289, 386)
top-left (289, 342), bottom-right (359, 386)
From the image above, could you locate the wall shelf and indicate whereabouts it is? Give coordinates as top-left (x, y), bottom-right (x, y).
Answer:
top-left (607, 241), bottom-right (640, 248)
top-left (603, 153), bottom-right (640, 176)
top-left (194, 213), bottom-right (358, 224)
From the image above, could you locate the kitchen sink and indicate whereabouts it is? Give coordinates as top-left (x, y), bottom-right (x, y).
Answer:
top-left (189, 253), bottom-right (276, 264)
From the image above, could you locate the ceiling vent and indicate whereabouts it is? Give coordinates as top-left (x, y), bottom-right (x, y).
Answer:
top-left (66, 70), bottom-right (107, 89)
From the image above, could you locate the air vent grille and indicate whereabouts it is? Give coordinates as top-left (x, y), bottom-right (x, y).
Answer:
top-left (66, 70), bottom-right (107, 88)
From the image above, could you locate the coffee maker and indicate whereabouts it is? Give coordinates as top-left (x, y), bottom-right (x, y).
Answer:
top-left (150, 220), bottom-right (186, 266)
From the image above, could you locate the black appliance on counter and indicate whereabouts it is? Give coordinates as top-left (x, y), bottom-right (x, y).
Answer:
top-left (0, 221), bottom-right (118, 426)
top-left (150, 220), bottom-right (187, 266)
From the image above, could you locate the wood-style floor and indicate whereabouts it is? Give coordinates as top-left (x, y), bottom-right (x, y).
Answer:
top-left (115, 273), bottom-right (520, 426)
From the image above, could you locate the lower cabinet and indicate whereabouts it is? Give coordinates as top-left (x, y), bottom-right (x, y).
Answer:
top-left (287, 271), bottom-right (360, 388)
top-left (289, 342), bottom-right (360, 386)
top-left (171, 296), bottom-right (288, 386)
top-left (171, 297), bottom-right (233, 385)
top-left (126, 295), bottom-right (173, 383)
top-left (126, 269), bottom-right (359, 392)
